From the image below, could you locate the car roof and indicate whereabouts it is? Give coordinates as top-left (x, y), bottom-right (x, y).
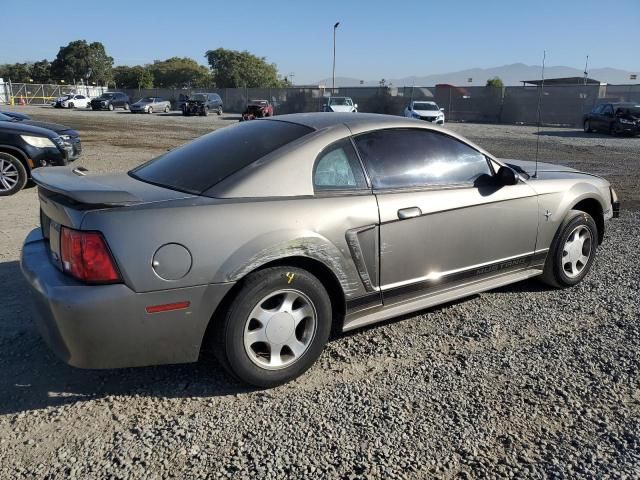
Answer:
top-left (266, 112), bottom-right (442, 134)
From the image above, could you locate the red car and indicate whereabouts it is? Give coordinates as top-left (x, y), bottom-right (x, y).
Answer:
top-left (241, 100), bottom-right (274, 121)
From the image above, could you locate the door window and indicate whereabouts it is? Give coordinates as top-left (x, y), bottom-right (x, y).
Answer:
top-left (354, 128), bottom-right (491, 189)
top-left (602, 105), bottom-right (614, 116)
top-left (313, 139), bottom-right (368, 191)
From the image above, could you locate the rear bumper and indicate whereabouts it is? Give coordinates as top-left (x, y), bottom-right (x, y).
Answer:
top-left (20, 228), bottom-right (234, 369)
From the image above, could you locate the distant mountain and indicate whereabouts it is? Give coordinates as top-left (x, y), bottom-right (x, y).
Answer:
top-left (316, 63), bottom-right (639, 87)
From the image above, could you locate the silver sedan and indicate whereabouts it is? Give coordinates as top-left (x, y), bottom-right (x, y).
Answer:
top-left (21, 113), bottom-right (619, 387)
top-left (130, 97), bottom-right (171, 114)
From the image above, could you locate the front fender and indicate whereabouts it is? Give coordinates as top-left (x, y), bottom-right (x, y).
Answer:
top-left (535, 178), bottom-right (611, 250)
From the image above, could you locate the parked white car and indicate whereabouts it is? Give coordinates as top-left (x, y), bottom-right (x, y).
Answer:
top-left (323, 97), bottom-right (358, 113)
top-left (55, 94), bottom-right (90, 109)
top-left (404, 101), bottom-right (445, 124)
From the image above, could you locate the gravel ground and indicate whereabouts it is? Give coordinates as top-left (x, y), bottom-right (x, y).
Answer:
top-left (0, 106), bottom-right (639, 478)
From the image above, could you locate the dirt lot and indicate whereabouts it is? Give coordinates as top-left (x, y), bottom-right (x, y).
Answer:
top-left (0, 106), bottom-right (638, 478)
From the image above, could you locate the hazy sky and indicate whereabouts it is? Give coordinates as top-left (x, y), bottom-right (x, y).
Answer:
top-left (3, 0), bottom-right (638, 83)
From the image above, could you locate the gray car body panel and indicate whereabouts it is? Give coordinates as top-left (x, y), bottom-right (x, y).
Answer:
top-left (21, 113), bottom-right (615, 369)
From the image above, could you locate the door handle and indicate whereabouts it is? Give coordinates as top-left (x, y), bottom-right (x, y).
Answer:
top-left (397, 207), bottom-right (422, 219)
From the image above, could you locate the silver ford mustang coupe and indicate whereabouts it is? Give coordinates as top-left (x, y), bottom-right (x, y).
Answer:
top-left (21, 113), bottom-right (620, 387)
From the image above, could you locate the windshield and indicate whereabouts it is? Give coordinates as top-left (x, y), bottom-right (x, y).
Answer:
top-left (189, 94), bottom-right (207, 102)
top-left (412, 102), bottom-right (439, 111)
top-left (329, 97), bottom-right (352, 106)
top-left (130, 120), bottom-right (314, 194)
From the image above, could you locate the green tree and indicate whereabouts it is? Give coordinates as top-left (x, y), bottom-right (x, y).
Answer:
top-left (30, 60), bottom-right (52, 83)
top-left (50, 40), bottom-right (114, 85)
top-left (205, 48), bottom-right (285, 88)
top-left (486, 76), bottom-right (504, 88)
top-left (113, 65), bottom-right (154, 89)
top-left (0, 63), bottom-right (32, 82)
top-left (148, 57), bottom-right (211, 88)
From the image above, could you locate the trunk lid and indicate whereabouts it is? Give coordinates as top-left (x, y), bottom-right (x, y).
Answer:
top-left (33, 167), bottom-right (195, 272)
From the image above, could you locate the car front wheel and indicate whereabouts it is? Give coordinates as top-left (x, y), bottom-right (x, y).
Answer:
top-left (584, 120), bottom-right (592, 133)
top-left (108, 104), bottom-right (114, 111)
top-left (541, 210), bottom-right (598, 288)
top-left (212, 267), bottom-right (332, 387)
top-left (0, 152), bottom-right (28, 196)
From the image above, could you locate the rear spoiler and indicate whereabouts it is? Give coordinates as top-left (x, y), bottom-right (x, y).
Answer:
top-left (32, 167), bottom-right (142, 206)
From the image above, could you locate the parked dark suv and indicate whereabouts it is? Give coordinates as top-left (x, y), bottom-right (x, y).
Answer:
top-left (583, 102), bottom-right (640, 136)
top-left (90, 92), bottom-right (131, 111)
top-left (182, 93), bottom-right (223, 116)
top-left (0, 114), bottom-right (81, 195)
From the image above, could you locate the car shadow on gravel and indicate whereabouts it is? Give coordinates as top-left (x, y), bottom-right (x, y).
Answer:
top-left (0, 260), bottom-right (254, 415)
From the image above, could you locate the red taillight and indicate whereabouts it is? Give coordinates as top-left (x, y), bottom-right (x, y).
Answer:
top-left (60, 227), bottom-right (121, 283)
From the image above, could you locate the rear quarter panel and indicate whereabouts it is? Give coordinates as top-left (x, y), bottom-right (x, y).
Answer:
top-left (80, 195), bottom-right (379, 298)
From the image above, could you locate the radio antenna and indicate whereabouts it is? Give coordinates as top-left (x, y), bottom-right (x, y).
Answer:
top-left (533, 50), bottom-right (546, 178)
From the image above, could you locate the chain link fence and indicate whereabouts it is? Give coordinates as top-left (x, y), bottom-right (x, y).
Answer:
top-left (3, 81), bottom-right (639, 127)
top-left (0, 82), bottom-right (107, 106)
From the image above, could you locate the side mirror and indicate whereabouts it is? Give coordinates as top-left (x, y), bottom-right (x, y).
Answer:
top-left (354, 104), bottom-right (358, 109)
top-left (496, 166), bottom-right (518, 186)
top-left (440, 108), bottom-right (445, 111)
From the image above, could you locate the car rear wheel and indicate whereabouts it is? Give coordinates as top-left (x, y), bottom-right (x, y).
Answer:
top-left (164, 106), bottom-right (170, 113)
top-left (108, 104), bottom-right (114, 111)
top-left (541, 210), bottom-right (598, 288)
top-left (217, 106), bottom-right (223, 116)
top-left (124, 103), bottom-right (130, 111)
top-left (0, 153), bottom-right (28, 196)
top-left (211, 267), bottom-right (332, 387)
top-left (148, 106), bottom-right (153, 114)
top-left (584, 120), bottom-right (592, 133)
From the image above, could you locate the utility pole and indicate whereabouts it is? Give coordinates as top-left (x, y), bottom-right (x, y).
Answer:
top-left (332, 22), bottom-right (340, 94)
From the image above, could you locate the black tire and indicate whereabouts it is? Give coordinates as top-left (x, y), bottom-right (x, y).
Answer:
top-left (212, 267), bottom-right (332, 387)
top-left (68, 102), bottom-right (75, 109)
top-left (0, 152), bottom-right (28, 196)
top-left (202, 107), bottom-right (209, 117)
top-left (108, 104), bottom-right (114, 111)
top-left (583, 120), bottom-right (592, 133)
top-left (541, 210), bottom-right (598, 288)
top-left (123, 103), bottom-right (130, 111)
top-left (164, 106), bottom-right (170, 113)
top-left (148, 106), bottom-right (153, 114)
top-left (217, 106), bottom-right (223, 116)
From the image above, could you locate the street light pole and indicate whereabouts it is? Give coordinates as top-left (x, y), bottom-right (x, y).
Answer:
top-left (332, 21), bottom-right (340, 94)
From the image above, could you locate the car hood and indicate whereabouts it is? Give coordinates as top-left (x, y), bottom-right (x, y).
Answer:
top-left (501, 159), bottom-right (580, 176)
top-left (0, 120), bottom-right (58, 138)
top-left (413, 109), bottom-right (441, 116)
top-left (328, 105), bottom-right (355, 112)
top-left (20, 120), bottom-right (77, 136)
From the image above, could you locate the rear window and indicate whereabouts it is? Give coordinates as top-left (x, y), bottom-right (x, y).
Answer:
top-left (130, 120), bottom-right (313, 194)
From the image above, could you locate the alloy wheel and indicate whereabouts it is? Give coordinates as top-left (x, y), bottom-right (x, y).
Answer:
top-left (243, 289), bottom-right (317, 370)
top-left (0, 159), bottom-right (19, 192)
top-left (562, 225), bottom-right (592, 278)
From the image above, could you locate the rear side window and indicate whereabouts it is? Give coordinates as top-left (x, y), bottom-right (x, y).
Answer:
top-left (313, 138), bottom-right (367, 191)
top-left (130, 120), bottom-right (313, 194)
top-left (354, 128), bottom-right (491, 189)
